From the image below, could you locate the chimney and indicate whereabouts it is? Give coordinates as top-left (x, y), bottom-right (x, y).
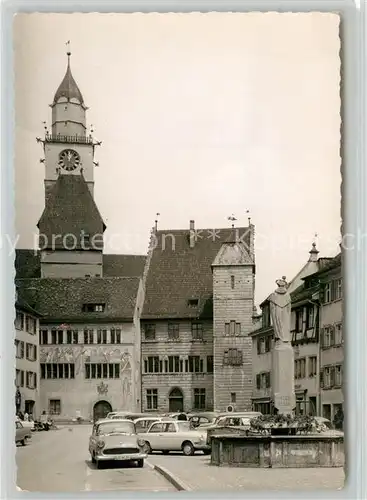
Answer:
top-left (189, 220), bottom-right (195, 248)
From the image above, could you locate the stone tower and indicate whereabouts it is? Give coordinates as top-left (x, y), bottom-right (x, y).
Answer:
top-left (37, 51), bottom-right (105, 279)
top-left (212, 226), bottom-right (255, 411)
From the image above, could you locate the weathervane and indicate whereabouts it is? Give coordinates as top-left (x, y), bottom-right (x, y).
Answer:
top-left (227, 214), bottom-right (237, 228)
top-left (155, 213), bottom-right (160, 232)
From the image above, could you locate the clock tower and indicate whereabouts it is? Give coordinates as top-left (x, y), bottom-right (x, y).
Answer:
top-left (43, 51), bottom-right (97, 202)
top-left (37, 51), bottom-right (106, 278)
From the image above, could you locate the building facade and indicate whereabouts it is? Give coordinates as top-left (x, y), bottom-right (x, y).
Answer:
top-left (316, 255), bottom-right (343, 422)
top-left (15, 296), bottom-right (41, 417)
top-left (15, 53), bottom-right (146, 421)
top-left (141, 224), bottom-right (255, 413)
top-left (250, 244), bottom-right (334, 415)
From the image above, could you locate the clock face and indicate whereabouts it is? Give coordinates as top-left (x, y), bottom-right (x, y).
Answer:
top-left (58, 149), bottom-right (81, 171)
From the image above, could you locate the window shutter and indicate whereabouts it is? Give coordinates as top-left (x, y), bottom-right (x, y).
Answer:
top-left (330, 366), bottom-right (336, 387)
top-left (320, 369), bottom-right (324, 388)
top-left (266, 372), bottom-right (271, 388)
top-left (257, 338), bottom-right (261, 355)
top-left (320, 328), bottom-right (324, 348)
top-left (319, 285), bottom-right (325, 304)
top-left (331, 280), bottom-right (336, 301)
top-left (330, 326), bottom-right (335, 346)
top-left (256, 374), bottom-right (261, 389)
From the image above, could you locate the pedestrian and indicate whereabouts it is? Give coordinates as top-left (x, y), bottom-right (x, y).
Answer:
top-left (333, 408), bottom-right (344, 430)
top-left (24, 412), bottom-right (29, 422)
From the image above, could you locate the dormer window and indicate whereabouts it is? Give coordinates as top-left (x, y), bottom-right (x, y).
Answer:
top-left (83, 303), bottom-right (105, 313)
top-left (188, 299), bottom-right (199, 307)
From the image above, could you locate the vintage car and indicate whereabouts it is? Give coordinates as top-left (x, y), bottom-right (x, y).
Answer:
top-left (133, 416), bottom-right (169, 433)
top-left (188, 412), bottom-right (219, 428)
top-left (206, 412), bottom-right (262, 445)
top-left (15, 421), bottom-right (31, 446)
top-left (138, 420), bottom-right (210, 456)
top-left (88, 418), bottom-right (147, 469)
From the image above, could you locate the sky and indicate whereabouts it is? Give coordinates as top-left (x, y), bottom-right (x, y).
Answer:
top-left (13, 12), bottom-right (341, 306)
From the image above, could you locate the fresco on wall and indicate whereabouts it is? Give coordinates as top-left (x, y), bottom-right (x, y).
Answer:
top-left (39, 345), bottom-right (136, 400)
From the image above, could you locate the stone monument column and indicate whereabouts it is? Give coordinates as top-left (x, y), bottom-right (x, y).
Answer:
top-left (269, 277), bottom-right (296, 415)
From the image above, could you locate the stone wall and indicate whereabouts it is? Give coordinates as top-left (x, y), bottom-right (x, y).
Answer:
top-left (211, 434), bottom-right (344, 468)
top-left (213, 266), bottom-right (254, 411)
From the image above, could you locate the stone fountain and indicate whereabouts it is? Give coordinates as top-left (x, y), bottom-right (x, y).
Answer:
top-left (209, 277), bottom-right (344, 468)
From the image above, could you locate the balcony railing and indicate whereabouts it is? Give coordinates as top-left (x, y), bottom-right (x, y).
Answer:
top-left (45, 133), bottom-right (94, 144)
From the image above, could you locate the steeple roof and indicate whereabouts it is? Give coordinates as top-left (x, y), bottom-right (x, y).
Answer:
top-left (53, 52), bottom-right (84, 105)
top-left (37, 174), bottom-right (105, 250)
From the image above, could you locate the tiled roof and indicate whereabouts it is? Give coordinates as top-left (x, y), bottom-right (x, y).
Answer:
top-left (15, 277), bottom-right (140, 323)
top-left (16, 296), bottom-right (42, 317)
top-left (142, 226), bottom-right (252, 319)
top-left (53, 57), bottom-right (84, 105)
top-left (291, 284), bottom-right (319, 304)
top-left (15, 250), bottom-right (41, 278)
top-left (15, 250), bottom-right (146, 279)
top-left (37, 174), bottom-right (106, 250)
top-left (103, 254), bottom-right (146, 277)
top-left (309, 253), bottom-right (341, 276)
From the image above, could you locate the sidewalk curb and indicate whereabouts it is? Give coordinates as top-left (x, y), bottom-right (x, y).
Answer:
top-left (146, 460), bottom-right (192, 491)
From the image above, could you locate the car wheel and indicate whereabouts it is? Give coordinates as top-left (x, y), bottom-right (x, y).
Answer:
top-left (91, 453), bottom-right (96, 464)
top-left (203, 449), bottom-right (211, 455)
top-left (143, 442), bottom-right (152, 454)
top-left (21, 439), bottom-right (26, 447)
top-left (96, 460), bottom-right (102, 469)
top-left (182, 441), bottom-right (195, 456)
top-left (162, 450), bottom-right (169, 455)
top-left (136, 459), bottom-right (144, 468)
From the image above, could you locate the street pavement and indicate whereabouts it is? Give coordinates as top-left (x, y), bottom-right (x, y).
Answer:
top-left (16, 425), bottom-right (345, 492)
top-left (147, 452), bottom-right (345, 491)
top-left (15, 425), bottom-right (175, 493)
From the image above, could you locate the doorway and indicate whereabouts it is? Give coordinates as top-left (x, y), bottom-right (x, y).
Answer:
top-left (93, 400), bottom-right (112, 422)
top-left (168, 387), bottom-right (184, 412)
top-left (24, 400), bottom-right (35, 416)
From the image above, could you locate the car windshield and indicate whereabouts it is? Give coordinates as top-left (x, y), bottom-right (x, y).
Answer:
top-left (97, 421), bottom-right (135, 435)
top-left (176, 422), bottom-right (191, 432)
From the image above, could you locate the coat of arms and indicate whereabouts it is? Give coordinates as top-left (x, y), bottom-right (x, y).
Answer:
top-left (97, 381), bottom-right (108, 395)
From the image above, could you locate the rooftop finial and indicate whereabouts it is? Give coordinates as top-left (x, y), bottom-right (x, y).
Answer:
top-left (66, 40), bottom-right (71, 58)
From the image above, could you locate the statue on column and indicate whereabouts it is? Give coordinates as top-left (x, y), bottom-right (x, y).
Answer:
top-left (269, 276), bottom-right (291, 343)
top-left (269, 276), bottom-right (295, 416)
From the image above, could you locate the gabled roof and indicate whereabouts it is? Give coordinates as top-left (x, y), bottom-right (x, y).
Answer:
top-left (307, 253), bottom-right (341, 277)
top-left (103, 254), bottom-right (146, 277)
top-left (14, 249), bottom-right (146, 279)
top-left (16, 296), bottom-right (42, 317)
top-left (142, 226), bottom-right (251, 319)
top-left (15, 277), bottom-right (140, 323)
top-left (15, 250), bottom-right (41, 278)
top-left (290, 283), bottom-right (319, 304)
top-left (53, 56), bottom-right (84, 105)
top-left (212, 241), bottom-right (253, 267)
top-left (37, 174), bottom-right (106, 250)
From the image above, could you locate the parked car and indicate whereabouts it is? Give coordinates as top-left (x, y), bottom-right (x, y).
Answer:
top-left (138, 420), bottom-right (210, 456)
top-left (206, 412), bottom-right (262, 446)
top-left (88, 418), bottom-right (147, 469)
top-left (188, 412), bottom-right (219, 428)
top-left (133, 416), bottom-right (169, 433)
top-left (314, 416), bottom-right (343, 435)
top-left (15, 421), bottom-right (31, 446)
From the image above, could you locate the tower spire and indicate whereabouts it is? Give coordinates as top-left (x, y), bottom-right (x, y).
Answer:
top-left (53, 42), bottom-right (84, 106)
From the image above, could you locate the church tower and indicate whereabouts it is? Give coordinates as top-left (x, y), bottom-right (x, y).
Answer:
top-left (37, 50), bottom-right (106, 279)
top-left (212, 226), bottom-right (255, 412)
